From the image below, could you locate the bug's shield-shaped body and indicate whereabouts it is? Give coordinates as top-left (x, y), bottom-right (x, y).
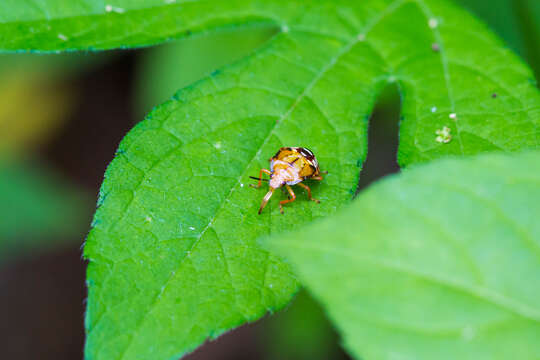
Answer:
top-left (269, 147), bottom-right (320, 188)
top-left (254, 147), bottom-right (323, 214)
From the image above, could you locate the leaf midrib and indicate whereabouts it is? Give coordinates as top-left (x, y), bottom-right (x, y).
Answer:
top-left (412, 0), bottom-right (465, 154)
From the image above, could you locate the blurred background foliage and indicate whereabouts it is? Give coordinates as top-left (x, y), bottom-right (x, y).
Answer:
top-left (1, 1), bottom-right (538, 358)
top-left (0, 159), bottom-right (89, 262)
top-left (454, 0), bottom-right (539, 79)
top-left (134, 24), bottom-right (279, 118)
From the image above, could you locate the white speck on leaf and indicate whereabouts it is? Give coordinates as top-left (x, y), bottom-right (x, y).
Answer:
top-left (435, 126), bottom-right (452, 143)
top-left (105, 4), bottom-right (125, 13)
top-left (189, 226), bottom-right (195, 230)
top-left (165, 0), bottom-right (176, 3)
top-left (429, 18), bottom-right (438, 29)
top-left (357, 34), bottom-right (365, 41)
top-left (449, 113), bottom-right (457, 119)
top-left (145, 216), bottom-right (152, 222)
top-left (57, 33), bottom-right (68, 41)
top-left (461, 326), bottom-right (476, 341)
top-left (214, 141), bottom-right (222, 149)
top-left (431, 106), bottom-right (437, 113)
top-left (240, 183), bottom-right (244, 188)
top-left (281, 24), bottom-right (289, 33)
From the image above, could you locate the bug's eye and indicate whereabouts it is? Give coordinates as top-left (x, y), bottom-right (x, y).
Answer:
top-left (298, 148), bottom-right (315, 160)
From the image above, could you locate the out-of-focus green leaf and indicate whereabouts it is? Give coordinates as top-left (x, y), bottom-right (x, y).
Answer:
top-left (454, 0), bottom-right (540, 79)
top-left (0, 52), bottom-right (111, 156)
top-left (0, 52), bottom-right (109, 77)
top-left (0, 71), bottom-right (74, 156)
top-left (513, 0), bottom-right (540, 79)
top-left (261, 290), bottom-right (343, 360)
top-left (267, 151), bottom-right (540, 360)
top-left (0, 160), bottom-right (90, 262)
top-left (453, 0), bottom-right (525, 56)
top-left (0, 52), bottom-right (101, 259)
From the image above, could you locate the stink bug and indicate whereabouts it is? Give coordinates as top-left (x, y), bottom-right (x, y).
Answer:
top-left (250, 147), bottom-right (326, 214)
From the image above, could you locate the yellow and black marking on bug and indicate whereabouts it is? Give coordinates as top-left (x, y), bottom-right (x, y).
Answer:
top-left (250, 147), bottom-right (327, 214)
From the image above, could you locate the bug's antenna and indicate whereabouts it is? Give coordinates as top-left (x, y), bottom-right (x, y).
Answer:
top-left (249, 176), bottom-right (268, 182)
top-left (258, 188), bottom-right (274, 214)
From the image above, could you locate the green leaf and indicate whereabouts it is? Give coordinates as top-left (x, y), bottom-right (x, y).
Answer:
top-left (266, 151), bottom-right (540, 360)
top-left (6, 0), bottom-right (535, 359)
top-left (0, 1), bottom-right (282, 52)
top-left (84, 20), bottom-right (380, 360)
top-left (0, 159), bottom-right (89, 262)
top-left (80, 1), bottom-right (539, 359)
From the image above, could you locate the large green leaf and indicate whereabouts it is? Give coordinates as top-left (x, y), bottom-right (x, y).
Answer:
top-left (84, 22), bottom-right (380, 360)
top-left (266, 151), bottom-right (540, 360)
top-left (4, 1), bottom-right (538, 359)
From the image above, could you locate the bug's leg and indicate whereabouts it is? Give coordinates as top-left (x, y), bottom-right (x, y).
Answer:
top-left (297, 183), bottom-right (320, 204)
top-left (250, 169), bottom-right (272, 188)
top-left (258, 188), bottom-right (275, 215)
top-left (280, 186), bottom-right (290, 199)
top-left (279, 185), bottom-right (296, 214)
top-left (312, 171), bottom-right (328, 181)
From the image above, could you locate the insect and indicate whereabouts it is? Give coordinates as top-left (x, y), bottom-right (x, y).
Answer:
top-left (250, 147), bottom-right (326, 214)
